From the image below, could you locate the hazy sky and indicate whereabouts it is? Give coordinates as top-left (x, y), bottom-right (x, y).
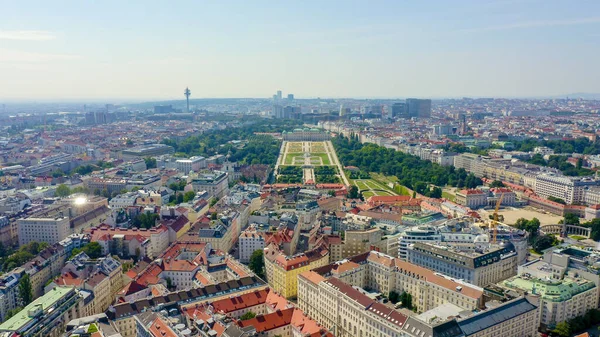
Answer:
top-left (1, 0), bottom-right (599, 101)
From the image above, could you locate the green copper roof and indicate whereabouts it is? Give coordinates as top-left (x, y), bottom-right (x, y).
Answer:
top-left (502, 276), bottom-right (595, 302)
top-left (0, 286), bottom-right (74, 332)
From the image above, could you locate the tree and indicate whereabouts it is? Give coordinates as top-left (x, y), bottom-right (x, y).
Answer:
top-left (347, 185), bottom-right (360, 199)
top-left (548, 196), bottom-right (566, 205)
top-left (389, 291), bottom-right (400, 304)
top-left (51, 169), bottom-right (65, 178)
top-left (553, 321), bottom-right (571, 337)
top-left (399, 291), bottom-right (413, 309)
top-left (249, 250), bottom-right (265, 279)
top-left (133, 248), bottom-right (141, 263)
top-left (166, 277), bottom-right (173, 289)
top-left (429, 187), bottom-right (442, 198)
top-left (240, 311), bottom-right (256, 320)
top-left (144, 157), bottom-right (157, 169)
top-left (211, 212), bottom-right (218, 220)
top-left (55, 184), bottom-right (71, 197)
top-left (83, 242), bottom-right (103, 259)
top-left (18, 274), bottom-right (33, 305)
top-left (564, 213), bottom-right (580, 225)
top-left (183, 191), bottom-right (196, 203)
top-left (533, 234), bottom-right (555, 253)
top-left (210, 198), bottom-right (218, 207)
top-left (5, 307), bottom-right (23, 320)
top-left (489, 180), bottom-right (505, 188)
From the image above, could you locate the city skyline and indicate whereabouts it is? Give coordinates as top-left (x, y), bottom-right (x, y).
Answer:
top-left (1, 0), bottom-right (600, 100)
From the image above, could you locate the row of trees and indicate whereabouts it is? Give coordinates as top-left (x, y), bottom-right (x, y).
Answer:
top-left (162, 119), bottom-right (302, 161)
top-left (511, 137), bottom-right (600, 155)
top-left (388, 290), bottom-right (413, 310)
top-left (131, 213), bottom-right (160, 229)
top-left (314, 166), bottom-right (339, 184)
top-left (448, 137), bottom-right (600, 156)
top-left (70, 242), bottom-right (103, 259)
top-left (527, 154), bottom-right (594, 176)
top-left (0, 241), bottom-right (49, 272)
top-left (513, 217), bottom-right (557, 253)
top-left (552, 308), bottom-right (600, 336)
top-left (332, 134), bottom-right (482, 190)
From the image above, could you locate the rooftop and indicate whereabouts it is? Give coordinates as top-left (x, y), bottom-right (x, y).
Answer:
top-left (0, 286), bottom-right (74, 332)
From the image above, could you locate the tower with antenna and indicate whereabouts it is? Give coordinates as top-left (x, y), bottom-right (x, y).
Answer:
top-left (184, 87), bottom-right (191, 112)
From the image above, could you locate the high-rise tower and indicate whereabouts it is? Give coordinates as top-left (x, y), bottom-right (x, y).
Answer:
top-left (184, 87), bottom-right (191, 112)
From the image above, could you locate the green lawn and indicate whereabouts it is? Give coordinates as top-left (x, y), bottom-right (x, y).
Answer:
top-left (312, 153), bottom-right (331, 165)
top-left (370, 172), bottom-right (398, 184)
top-left (442, 191), bottom-right (456, 201)
top-left (352, 179), bottom-right (397, 197)
top-left (284, 153), bottom-right (305, 165)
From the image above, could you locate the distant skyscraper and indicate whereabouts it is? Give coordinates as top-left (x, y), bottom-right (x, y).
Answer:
top-left (272, 104), bottom-right (283, 118)
top-left (339, 104), bottom-right (344, 117)
top-left (277, 90), bottom-right (282, 101)
top-left (459, 114), bottom-right (467, 135)
top-left (391, 102), bottom-right (407, 118)
top-left (184, 87), bottom-right (191, 112)
top-left (406, 98), bottom-right (432, 118)
top-left (287, 94), bottom-right (294, 101)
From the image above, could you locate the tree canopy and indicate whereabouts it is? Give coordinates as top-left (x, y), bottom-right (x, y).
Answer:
top-left (333, 134), bottom-right (482, 191)
top-left (161, 119), bottom-right (302, 167)
top-left (18, 274), bottom-right (33, 305)
top-left (249, 249), bottom-right (265, 279)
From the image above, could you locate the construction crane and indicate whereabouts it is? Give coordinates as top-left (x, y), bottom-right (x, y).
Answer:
top-left (490, 193), bottom-right (504, 244)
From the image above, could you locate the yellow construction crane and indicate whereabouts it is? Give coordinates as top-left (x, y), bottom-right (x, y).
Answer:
top-left (490, 193), bottom-right (504, 244)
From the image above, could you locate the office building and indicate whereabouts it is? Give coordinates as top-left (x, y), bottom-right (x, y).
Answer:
top-left (121, 144), bottom-right (174, 160)
top-left (456, 297), bottom-right (539, 337)
top-left (407, 241), bottom-right (518, 287)
top-left (502, 270), bottom-right (598, 328)
top-left (406, 98), bottom-right (432, 118)
top-left (299, 251), bottom-right (484, 333)
top-left (191, 171), bottom-right (229, 199)
top-left (176, 156), bottom-right (205, 173)
top-left (534, 174), bottom-right (599, 205)
top-left (391, 102), bottom-right (408, 118)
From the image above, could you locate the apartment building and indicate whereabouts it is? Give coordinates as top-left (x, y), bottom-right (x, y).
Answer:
top-left (0, 216), bottom-right (17, 248)
top-left (88, 224), bottom-right (170, 259)
top-left (407, 241), bottom-right (518, 287)
top-left (263, 243), bottom-right (330, 299)
top-left (18, 198), bottom-right (110, 245)
top-left (238, 225), bottom-right (265, 263)
top-left (0, 287), bottom-right (84, 337)
top-left (193, 209), bottom-right (241, 252)
top-left (191, 171), bottom-right (229, 199)
top-left (342, 227), bottom-right (382, 258)
top-left (298, 274), bottom-right (408, 337)
top-left (107, 276), bottom-right (267, 337)
top-left (50, 254), bottom-right (123, 314)
top-left (303, 251), bottom-right (484, 315)
top-left (18, 215), bottom-right (71, 246)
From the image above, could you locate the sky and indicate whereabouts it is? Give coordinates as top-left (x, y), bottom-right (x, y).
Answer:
top-left (1, 0), bottom-right (599, 101)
